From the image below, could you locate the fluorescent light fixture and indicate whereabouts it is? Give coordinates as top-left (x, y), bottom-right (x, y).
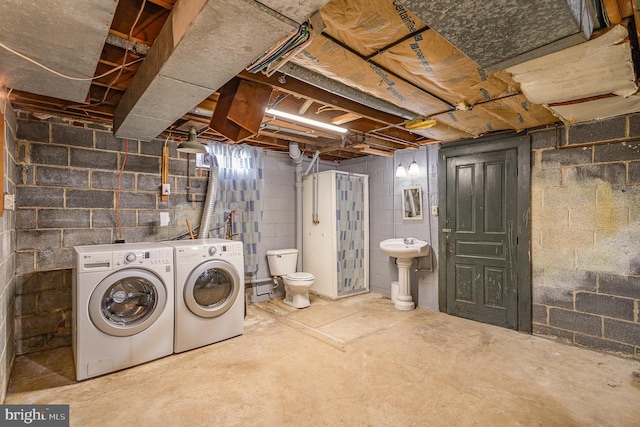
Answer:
top-left (265, 108), bottom-right (348, 134)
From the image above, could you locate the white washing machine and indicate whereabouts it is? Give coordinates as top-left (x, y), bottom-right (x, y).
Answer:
top-left (73, 242), bottom-right (174, 381)
top-left (162, 238), bottom-right (244, 353)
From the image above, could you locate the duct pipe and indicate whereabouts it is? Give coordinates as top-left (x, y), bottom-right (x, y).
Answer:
top-left (199, 149), bottom-right (219, 239)
top-left (280, 63), bottom-right (419, 120)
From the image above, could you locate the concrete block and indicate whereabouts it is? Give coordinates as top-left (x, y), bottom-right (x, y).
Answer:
top-left (548, 308), bottom-right (602, 336)
top-left (540, 226), bottom-right (593, 249)
top-left (14, 311), bottom-right (66, 339)
top-left (540, 248), bottom-right (576, 270)
top-left (70, 147), bottom-right (118, 170)
top-left (36, 166), bottom-right (89, 188)
top-left (530, 128), bottom-right (558, 149)
top-left (532, 206), bottom-right (569, 226)
top-left (15, 252), bottom-right (35, 274)
top-left (91, 171), bottom-right (135, 190)
top-left (543, 185), bottom-right (596, 207)
top-left (17, 120), bottom-right (49, 143)
top-left (570, 163), bottom-right (627, 185)
top-left (594, 141), bottom-right (640, 163)
top-left (167, 193), bottom-right (193, 209)
top-left (575, 248), bottom-right (627, 274)
top-left (630, 161), bottom-right (640, 183)
top-left (137, 174), bottom-right (162, 192)
top-left (596, 184), bottom-right (640, 208)
top-left (138, 210), bottom-right (164, 226)
top-left (562, 116), bottom-right (626, 145)
top-left (16, 187), bottom-right (65, 207)
top-left (628, 113), bottom-right (640, 138)
top-left (51, 124), bottom-right (93, 148)
top-left (66, 189), bottom-right (114, 209)
top-left (15, 294), bottom-right (37, 316)
top-left (570, 206), bottom-right (629, 229)
top-left (536, 269), bottom-right (597, 291)
top-left (26, 143), bottom-right (68, 166)
top-left (629, 258), bottom-right (640, 276)
top-left (603, 318), bottom-right (640, 346)
top-left (117, 192), bottom-right (157, 209)
top-left (532, 303), bottom-right (548, 324)
top-left (16, 230), bottom-right (61, 251)
top-left (15, 271), bottom-right (70, 295)
top-left (38, 209), bottom-right (90, 229)
top-left (139, 139), bottom-right (165, 156)
top-left (599, 273), bottom-right (640, 299)
top-left (169, 158), bottom-right (189, 177)
top-left (531, 167), bottom-right (562, 187)
top-left (95, 131), bottom-right (138, 153)
top-left (540, 146), bottom-right (592, 167)
top-left (15, 209), bottom-right (37, 230)
top-left (38, 289), bottom-right (71, 312)
top-left (63, 229), bottom-right (112, 248)
top-left (532, 286), bottom-right (573, 308)
top-left (36, 249), bottom-right (74, 271)
top-left (575, 292), bottom-right (634, 321)
top-left (574, 334), bottom-right (634, 356)
top-left (17, 164), bottom-right (34, 185)
top-left (532, 324), bottom-right (574, 342)
top-left (122, 154), bottom-right (160, 174)
top-left (92, 209), bottom-right (136, 228)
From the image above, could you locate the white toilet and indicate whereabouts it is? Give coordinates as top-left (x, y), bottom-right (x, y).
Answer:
top-left (266, 249), bottom-right (314, 309)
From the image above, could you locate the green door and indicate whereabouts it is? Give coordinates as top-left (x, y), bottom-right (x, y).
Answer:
top-left (439, 136), bottom-right (531, 331)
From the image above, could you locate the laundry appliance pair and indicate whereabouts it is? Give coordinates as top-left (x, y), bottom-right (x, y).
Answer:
top-left (73, 239), bottom-right (244, 381)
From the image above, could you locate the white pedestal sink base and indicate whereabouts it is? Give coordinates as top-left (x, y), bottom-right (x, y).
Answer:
top-left (394, 258), bottom-right (415, 311)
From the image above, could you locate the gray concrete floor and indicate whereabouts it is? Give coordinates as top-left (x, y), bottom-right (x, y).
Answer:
top-left (5, 293), bottom-right (640, 426)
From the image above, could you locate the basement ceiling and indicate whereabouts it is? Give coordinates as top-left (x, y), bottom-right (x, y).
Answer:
top-left (1, 0), bottom-right (639, 162)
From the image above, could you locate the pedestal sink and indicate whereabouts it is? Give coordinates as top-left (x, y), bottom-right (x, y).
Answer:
top-left (380, 238), bottom-right (429, 311)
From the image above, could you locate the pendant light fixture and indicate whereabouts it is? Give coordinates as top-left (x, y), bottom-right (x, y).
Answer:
top-left (408, 160), bottom-right (420, 175)
top-left (177, 127), bottom-right (208, 154)
top-left (395, 163), bottom-right (407, 177)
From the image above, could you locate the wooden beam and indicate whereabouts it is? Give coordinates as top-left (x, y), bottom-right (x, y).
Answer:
top-left (331, 112), bottom-right (362, 125)
top-left (238, 70), bottom-right (405, 126)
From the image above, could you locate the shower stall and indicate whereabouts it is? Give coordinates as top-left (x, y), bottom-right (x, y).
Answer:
top-left (302, 170), bottom-right (369, 298)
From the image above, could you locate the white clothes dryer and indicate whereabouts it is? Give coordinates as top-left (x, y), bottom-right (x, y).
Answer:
top-left (162, 238), bottom-right (244, 353)
top-left (73, 242), bottom-right (174, 381)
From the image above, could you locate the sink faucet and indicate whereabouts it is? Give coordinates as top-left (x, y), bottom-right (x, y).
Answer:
top-left (403, 238), bottom-right (415, 245)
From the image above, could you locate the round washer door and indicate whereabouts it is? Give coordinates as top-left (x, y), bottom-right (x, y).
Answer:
top-left (89, 268), bottom-right (167, 337)
top-left (184, 259), bottom-right (241, 318)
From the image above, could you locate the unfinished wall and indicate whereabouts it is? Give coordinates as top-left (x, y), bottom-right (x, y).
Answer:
top-left (13, 114), bottom-right (207, 355)
top-left (531, 116), bottom-right (640, 358)
top-left (0, 100), bottom-right (17, 402)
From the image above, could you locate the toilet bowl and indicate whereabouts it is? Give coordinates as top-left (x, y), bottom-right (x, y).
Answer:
top-left (282, 272), bottom-right (314, 308)
top-left (266, 249), bottom-right (315, 309)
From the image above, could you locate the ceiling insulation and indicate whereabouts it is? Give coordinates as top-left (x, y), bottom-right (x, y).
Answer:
top-left (399, 0), bottom-right (593, 72)
top-left (506, 25), bottom-right (637, 105)
top-left (0, 0), bottom-right (117, 103)
top-left (114, 0), bottom-right (329, 141)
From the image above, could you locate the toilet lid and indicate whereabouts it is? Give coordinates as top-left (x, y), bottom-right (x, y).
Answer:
top-left (286, 272), bottom-right (314, 281)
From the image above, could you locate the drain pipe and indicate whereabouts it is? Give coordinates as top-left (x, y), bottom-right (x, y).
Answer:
top-left (289, 142), bottom-right (305, 271)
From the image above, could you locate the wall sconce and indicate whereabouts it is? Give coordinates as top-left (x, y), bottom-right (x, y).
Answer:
top-left (396, 161), bottom-right (420, 177)
top-left (408, 160), bottom-right (420, 175)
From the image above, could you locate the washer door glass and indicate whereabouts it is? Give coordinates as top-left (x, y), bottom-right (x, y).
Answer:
top-left (89, 268), bottom-right (167, 337)
top-left (185, 259), bottom-right (240, 318)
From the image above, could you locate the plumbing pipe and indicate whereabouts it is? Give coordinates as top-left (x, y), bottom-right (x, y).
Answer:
top-left (289, 142), bottom-right (306, 271)
top-left (198, 149), bottom-right (219, 239)
top-left (303, 150), bottom-right (320, 176)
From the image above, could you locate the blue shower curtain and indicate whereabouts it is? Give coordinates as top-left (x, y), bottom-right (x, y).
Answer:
top-left (209, 143), bottom-right (264, 274)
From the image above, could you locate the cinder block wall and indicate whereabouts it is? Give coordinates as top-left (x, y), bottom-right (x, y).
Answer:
top-left (339, 145), bottom-right (440, 310)
top-left (531, 116), bottom-right (640, 358)
top-left (1, 102), bottom-right (17, 402)
top-left (14, 114), bottom-right (207, 355)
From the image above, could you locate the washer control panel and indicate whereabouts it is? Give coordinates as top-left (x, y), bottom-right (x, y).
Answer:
top-left (115, 248), bottom-right (172, 266)
top-left (205, 242), bottom-right (242, 259)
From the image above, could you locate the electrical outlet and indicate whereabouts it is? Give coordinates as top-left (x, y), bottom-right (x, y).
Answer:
top-left (431, 206), bottom-right (439, 216)
top-left (161, 184), bottom-right (170, 196)
top-left (4, 194), bottom-right (15, 210)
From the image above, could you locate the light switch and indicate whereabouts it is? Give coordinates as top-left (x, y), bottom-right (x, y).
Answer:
top-left (431, 206), bottom-right (439, 216)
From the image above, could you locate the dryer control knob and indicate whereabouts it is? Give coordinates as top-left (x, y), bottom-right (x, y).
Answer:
top-left (125, 253), bottom-right (137, 263)
top-left (208, 246), bottom-right (217, 256)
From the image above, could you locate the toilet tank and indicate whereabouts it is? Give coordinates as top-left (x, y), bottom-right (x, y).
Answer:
top-left (266, 249), bottom-right (298, 276)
